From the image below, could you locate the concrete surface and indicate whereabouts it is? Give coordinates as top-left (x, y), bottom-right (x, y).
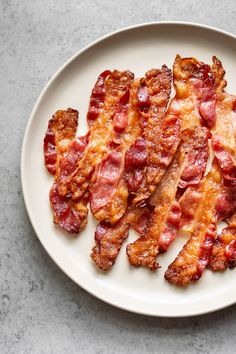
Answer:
top-left (1, 0), bottom-right (236, 353)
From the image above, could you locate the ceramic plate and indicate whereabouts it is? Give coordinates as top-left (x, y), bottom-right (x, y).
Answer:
top-left (21, 22), bottom-right (236, 317)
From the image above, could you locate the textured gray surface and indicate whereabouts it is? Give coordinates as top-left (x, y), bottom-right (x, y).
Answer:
top-left (1, 0), bottom-right (236, 353)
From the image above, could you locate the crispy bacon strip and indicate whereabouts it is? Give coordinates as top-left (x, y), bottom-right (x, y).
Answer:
top-left (165, 164), bottom-right (222, 286)
top-left (126, 67), bottom-right (180, 205)
top-left (44, 109), bottom-right (78, 175)
top-left (90, 205), bottom-right (151, 271)
top-left (43, 109), bottom-right (90, 233)
top-left (90, 79), bottom-right (142, 224)
top-left (126, 147), bottom-right (185, 269)
top-left (49, 135), bottom-right (89, 233)
top-left (70, 70), bottom-right (134, 204)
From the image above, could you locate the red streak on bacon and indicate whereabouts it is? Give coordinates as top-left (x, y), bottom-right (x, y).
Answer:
top-left (50, 183), bottom-right (88, 234)
top-left (191, 223), bottom-right (216, 281)
top-left (225, 239), bottom-right (236, 264)
top-left (87, 70), bottom-right (111, 124)
top-left (125, 138), bottom-right (148, 193)
top-left (90, 151), bottom-right (123, 214)
top-left (113, 90), bottom-right (130, 133)
top-left (212, 135), bottom-right (236, 186)
top-left (158, 201), bottom-right (181, 252)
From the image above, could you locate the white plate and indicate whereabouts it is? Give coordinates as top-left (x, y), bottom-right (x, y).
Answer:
top-left (21, 22), bottom-right (236, 317)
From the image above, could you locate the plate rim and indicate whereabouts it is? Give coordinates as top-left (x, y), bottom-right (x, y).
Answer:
top-left (21, 21), bottom-right (236, 317)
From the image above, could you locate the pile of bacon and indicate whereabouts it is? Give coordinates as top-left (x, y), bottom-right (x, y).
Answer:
top-left (44, 55), bottom-right (236, 287)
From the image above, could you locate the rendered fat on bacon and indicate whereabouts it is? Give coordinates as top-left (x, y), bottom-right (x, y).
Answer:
top-left (90, 78), bottom-right (142, 224)
top-left (126, 147), bottom-right (185, 270)
top-left (125, 66), bottom-right (180, 206)
top-left (165, 164), bottom-right (222, 286)
top-left (44, 108), bottom-right (78, 175)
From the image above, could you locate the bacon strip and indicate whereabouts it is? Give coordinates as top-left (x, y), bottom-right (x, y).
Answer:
top-left (49, 135), bottom-right (89, 233)
top-left (90, 78), bottom-right (142, 224)
top-left (126, 128), bottom-right (205, 270)
top-left (126, 67), bottom-right (179, 206)
top-left (165, 164), bottom-right (222, 286)
top-left (44, 109), bottom-right (78, 175)
top-left (62, 70), bottom-right (134, 233)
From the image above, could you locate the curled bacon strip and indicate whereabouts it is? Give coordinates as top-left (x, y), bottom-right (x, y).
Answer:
top-left (44, 109), bottom-right (78, 175)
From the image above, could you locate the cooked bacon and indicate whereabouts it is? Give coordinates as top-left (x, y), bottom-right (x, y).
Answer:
top-left (44, 109), bottom-right (78, 175)
top-left (127, 147), bottom-right (185, 270)
top-left (178, 127), bottom-right (209, 189)
top-left (50, 135), bottom-right (89, 233)
top-left (208, 220), bottom-right (236, 271)
top-left (69, 70), bottom-right (134, 223)
top-left (90, 204), bottom-right (151, 271)
top-left (90, 150), bottom-right (127, 223)
top-left (87, 70), bottom-right (111, 124)
top-left (91, 217), bottom-right (130, 271)
top-left (50, 182), bottom-right (88, 234)
top-left (125, 67), bottom-right (177, 205)
top-left (90, 78), bottom-right (142, 224)
top-left (165, 164), bottom-right (222, 286)
top-left (57, 135), bottom-right (89, 196)
top-left (172, 55), bottom-right (217, 129)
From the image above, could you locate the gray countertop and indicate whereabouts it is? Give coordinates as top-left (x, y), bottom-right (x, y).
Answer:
top-left (1, 1), bottom-right (236, 353)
